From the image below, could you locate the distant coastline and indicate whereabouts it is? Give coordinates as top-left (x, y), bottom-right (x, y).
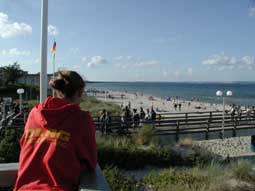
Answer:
top-left (87, 81), bottom-right (255, 106)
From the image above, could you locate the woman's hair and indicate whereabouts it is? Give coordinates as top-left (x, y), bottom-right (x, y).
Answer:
top-left (49, 70), bottom-right (85, 98)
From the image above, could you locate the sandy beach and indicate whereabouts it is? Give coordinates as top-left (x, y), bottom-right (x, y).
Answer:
top-left (89, 90), bottom-right (231, 113)
top-left (88, 89), bottom-right (255, 159)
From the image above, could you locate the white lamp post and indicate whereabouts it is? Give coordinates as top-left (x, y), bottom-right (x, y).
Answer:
top-left (216, 90), bottom-right (233, 139)
top-left (17, 88), bottom-right (25, 113)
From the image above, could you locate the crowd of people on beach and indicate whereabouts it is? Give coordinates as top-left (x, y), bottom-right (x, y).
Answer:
top-left (229, 104), bottom-right (255, 121)
top-left (99, 101), bottom-right (158, 134)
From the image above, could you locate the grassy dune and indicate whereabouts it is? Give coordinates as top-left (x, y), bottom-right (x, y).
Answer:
top-left (26, 97), bottom-right (255, 191)
top-left (27, 96), bottom-right (121, 117)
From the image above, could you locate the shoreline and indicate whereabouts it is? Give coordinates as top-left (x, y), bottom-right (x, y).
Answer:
top-left (88, 89), bottom-right (255, 158)
top-left (87, 89), bottom-right (231, 113)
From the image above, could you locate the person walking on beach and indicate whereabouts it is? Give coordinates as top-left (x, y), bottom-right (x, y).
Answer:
top-left (128, 101), bottom-right (131, 109)
top-left (145, 108), bottom-right (151, 121)
top-left (178, 103), bottom-right (182, 111)
top-left (230, 104), bottom-right (236, 121)
top-left (246, 106), bottom-right (251, 121)
top-left (14, 70), bottom-right (97, 191)
top-left (132, 108), bottom-right (140, 129)
top-left (100, 109), bottom-right (108, 134)
top-left (121, 106), bottom-right (132, 132)
top-left (139, 107), bottom-right (145, 121)
top-left (150, 107), bottom-right (156, 121)
top-left (174, 103), bottom-right (177, 111)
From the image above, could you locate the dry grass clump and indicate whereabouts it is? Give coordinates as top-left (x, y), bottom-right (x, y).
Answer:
top-left (177, 137), bottom-right (193, 148)
top-left (228, 160), bottom-right (255, 183)
top-left (142, 161), bottom-right (255, 191)
top-left (134, 124), bottom-right (155, 145)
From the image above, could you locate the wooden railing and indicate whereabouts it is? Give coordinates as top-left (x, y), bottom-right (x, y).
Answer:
top-left (2, 110), bottom-right (255, 141)
top-left (94, 110), bottom-right (255, 140)
top-left (0, 163), bottom-right (111, 191)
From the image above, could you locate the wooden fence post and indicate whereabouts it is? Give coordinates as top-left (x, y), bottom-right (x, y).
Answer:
top-left (185, 113), bottom-right (188, 124)
top-left (233, 118), bottom-right (237, 137)
top-left (176, 121), bottom-right (180, 142)
top-left (2, 103), bottom-right (7, 127)
top-left (206, 120), bottom-right (210, 140)
top-left (209, 112), bottom-right (212, 123)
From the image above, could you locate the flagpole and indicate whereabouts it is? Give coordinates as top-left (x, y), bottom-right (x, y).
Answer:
top-left (40, 0), bottom-right (48, 102)
top-left (52, 53), bottom-right (55, 96)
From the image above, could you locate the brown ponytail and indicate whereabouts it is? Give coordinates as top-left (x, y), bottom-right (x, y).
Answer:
top-left (49, 70), bottom-right (85, 98)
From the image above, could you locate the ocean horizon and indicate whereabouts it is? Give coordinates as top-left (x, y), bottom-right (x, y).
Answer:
top-left (87, 81), bottom-right (255, 106)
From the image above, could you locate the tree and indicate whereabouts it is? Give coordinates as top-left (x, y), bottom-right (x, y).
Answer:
top-left (2, 62), bottom-right (24, 86)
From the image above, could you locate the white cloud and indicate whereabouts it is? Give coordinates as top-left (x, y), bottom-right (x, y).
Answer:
top-left (115, 63), bottom-right (129, 69)
top-left (48, 25), bottom-right (59, 36)
top-left (82, 56), bottom-right (107, 68)
top-left (2, 48), bottom-right (31, 57)
top-left (249, 7), bottom-right (255, 16)
top-left (187, 68), bottom-right (193, 76)
top-left (127, 56), bottom-right (133, 60)
top-left (174, 70), bottom-right (180, 77)
top-left (0, 12), bottom-right (32, 38)
top-left (202, 53), bottom-right (255, 70)
top-left (163, 71), bottom-right (168, 77)
top-left (114, 56), bottom-right (123, 60)
top-left (202, 53), bottom-right (236, 66)
top-left (82, 57), bottom-right (89, 63)
top-left (114, 56), bottom-right (133, 61)
top-left (136, 60), bottom-right (160, 67)
top-left (240, 56), bottom-right (255, 66)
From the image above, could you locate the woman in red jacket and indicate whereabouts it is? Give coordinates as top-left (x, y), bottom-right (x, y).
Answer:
top-left (14, 71), bottom-right (97, 191)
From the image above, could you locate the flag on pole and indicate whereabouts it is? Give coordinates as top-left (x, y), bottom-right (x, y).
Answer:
top-left (51, 41), bottom-right (56, 54)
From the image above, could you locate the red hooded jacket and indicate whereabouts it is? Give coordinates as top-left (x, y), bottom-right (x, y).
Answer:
top-left (14, 97), bottom-right (97, 191)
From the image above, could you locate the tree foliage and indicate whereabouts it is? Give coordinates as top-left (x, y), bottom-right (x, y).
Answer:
top-left (1, 62), bottom-right (24, 86)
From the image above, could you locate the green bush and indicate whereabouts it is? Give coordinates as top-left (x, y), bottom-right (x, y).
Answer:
top-left (229, 160), bottom-right (255, 183)
top-left (143, 168), bottom-right (210, 191)
top-left (0, 84), bottom-right (39, 100)
top-left (135, 124), bottom-right (155, 145)
top-left (103, 166), bottom-right (142, 191)
top-left (97, 135), bottom-right (214, 170)
top-left (103, 164), bottom-right (255, 191)
top-left (26, 100), bottom-right (39, 110)
top-left (0, 128), bottom-right (23, 163)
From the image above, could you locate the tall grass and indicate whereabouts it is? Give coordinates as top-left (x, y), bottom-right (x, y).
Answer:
top-left (142, 161), bottom-right (255, 191)
top-left (134, 124), bottom-right (155, 145)
top-left (228, 160), bottom-right (255, 183)
top-left (26, 96), bottom-right (121, 117)
top-left (80, 96), bottom-right (121, 116)
top-left (96, 135), bottom-right (133, 149)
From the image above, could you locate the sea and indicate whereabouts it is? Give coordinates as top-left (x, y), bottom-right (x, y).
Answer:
top-left (87, 81), bottom-right (255, 106)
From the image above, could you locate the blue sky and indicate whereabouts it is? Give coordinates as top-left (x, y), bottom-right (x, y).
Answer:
top-left (0, 0), bottom-right (255, 82)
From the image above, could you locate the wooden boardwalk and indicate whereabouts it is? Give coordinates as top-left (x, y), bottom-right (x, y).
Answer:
top-left (94, 110), bottom-right (255, 141)
top-left (2, 110), bottom-right (255, 141)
